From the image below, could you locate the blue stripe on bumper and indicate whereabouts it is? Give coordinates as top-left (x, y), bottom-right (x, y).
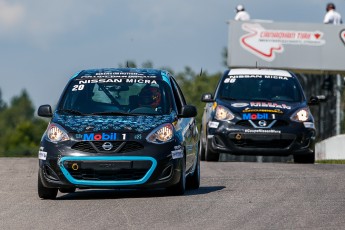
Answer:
top-left (58, 156), bottom-right (157, 186)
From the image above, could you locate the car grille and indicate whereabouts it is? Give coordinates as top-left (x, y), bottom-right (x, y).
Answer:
top-left (233, 139), bottom-right (293, 148)
top-left (236, 120), bottom-right (289, 128)
top-left (71, 141), bottom-right (144, 153)
top-left (64, 160), bottom-right (152, 181)
top-left (68, 168), bottom-right (149, 181)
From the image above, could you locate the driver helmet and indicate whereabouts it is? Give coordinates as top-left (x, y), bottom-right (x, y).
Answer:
top-left (139, 86), bottom-right (161, 108)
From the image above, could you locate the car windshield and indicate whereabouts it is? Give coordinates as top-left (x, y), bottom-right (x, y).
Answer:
top-left (58, 78), bottom-right (174, 115)
top-left (218, 76), bottom-right (304, 102)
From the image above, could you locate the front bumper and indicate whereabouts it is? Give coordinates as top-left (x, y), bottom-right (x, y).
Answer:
top-left (206, 120), bottom-right (316, 156)
top-left (39, 140), bottom-right (183, 189)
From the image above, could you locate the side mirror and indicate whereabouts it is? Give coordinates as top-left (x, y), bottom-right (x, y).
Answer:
top-left (307, 96), bottom-right (320, 106)
top-left (179, 105), bottom-right (197, 118)
top-left (38, 105), bottom-right (53, 117)
top-left (201, 93), bottom-right (214, 102)
top-left (316, 95), bottom-right (327, 102)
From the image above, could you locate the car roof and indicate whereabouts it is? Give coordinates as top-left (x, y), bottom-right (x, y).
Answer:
top-left (227, 68), bottom-right (293, 77)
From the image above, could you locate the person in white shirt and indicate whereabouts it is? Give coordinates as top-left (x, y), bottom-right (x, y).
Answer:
top-left (234, 4), bottom-right (250, 21)
top-left (323, 3), bottom-right (342, 24)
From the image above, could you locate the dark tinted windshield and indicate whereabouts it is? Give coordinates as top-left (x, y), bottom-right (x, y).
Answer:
top-left (218, 75), bottom-right (304, 102)
top-left (58, 78), bottom-right (173, 115)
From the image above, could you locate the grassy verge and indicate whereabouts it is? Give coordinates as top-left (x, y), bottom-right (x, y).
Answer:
top-left (316, 160), bottom-right (345, 164)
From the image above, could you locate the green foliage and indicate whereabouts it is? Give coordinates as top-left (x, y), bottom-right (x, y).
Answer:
top-left (316, 160), bottom-right (345, 164)
top-left (0, 90), bottom-right (48, 157)
top-left (174, 67), bottom-right (222, 126)
top-left (0, 89), bottom-right (7, 111)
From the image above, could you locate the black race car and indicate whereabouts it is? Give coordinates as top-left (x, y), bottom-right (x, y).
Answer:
top-left (37, 68), bottom-right (199, 199)
top-left (200, 68), bottom-right (319, 163)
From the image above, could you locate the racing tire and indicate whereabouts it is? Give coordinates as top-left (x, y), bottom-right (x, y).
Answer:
top-left (199, 136), bottom-right (206, 161)
top-left (186, 153), bottom-right (200, 190)
top-left (59, 188), bottom-right (76, 193)
top-left (205, 136), bottom-right (219, 162)
top-left (293, 153), bottom-right (315, 164)
top-left (38, 173), bottom-right (58, 199)
top-left (166, 158), bottom-right (186, 195)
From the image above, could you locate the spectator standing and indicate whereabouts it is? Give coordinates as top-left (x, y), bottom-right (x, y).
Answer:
top-left (234, 4), bottom-right (250, 21)
top-left (323, 3), bottom-right (342, 24)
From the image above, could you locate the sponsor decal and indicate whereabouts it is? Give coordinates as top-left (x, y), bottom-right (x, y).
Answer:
top-left (78, 79), bottom-right (157, 85)
top-left (240, 23), bottom-right (325, 61)
top-left (82, 133), bottom-right (126, 141)
top-left (242, 108), bottom-right (283, 114)
top-left (80, 72), bottom-right (156, 78)
top-left (244, 129), bottom-right (281, 134)
top-left (250, 102), bottom-right (291, 110)
top-left (340, 30), bottom-right (345, 46)
top-left (171, 150), bottom-right (183, 159)
top-left (242, 113), bottom-right (269, 120)
top-left (172, 145), bottom-right (183, 159)
top-left (231, 103), bottom-right (249, 108)
top-left (224, 75), bottom-right (289, 83)
top-left (208, 121), bottom-right (219, 129)
top-left (38, 147), bottom-right (47, 160)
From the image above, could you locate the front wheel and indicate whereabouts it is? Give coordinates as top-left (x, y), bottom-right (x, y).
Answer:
top-left (293, 153), bottom-right (315, 164)
top-left (59, 188), bottom-right (76, 193)
top-left (199, 137), bottom-right (206, 161)
top-left (166, 158), bottom-right (186, 195)
top-left (38, 172), bottom-right (58, 199)
top-left (186, 153), bottom-right (200, 190)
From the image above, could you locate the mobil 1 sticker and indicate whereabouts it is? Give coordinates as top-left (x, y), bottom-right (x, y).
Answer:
top-left (74, 132), bottom-right (143, 141)
top-left (242, 113), bottom-right (276, 120)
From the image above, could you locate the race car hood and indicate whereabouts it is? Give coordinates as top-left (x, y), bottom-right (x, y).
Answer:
top-left (52, 113), bottom-right (175, 133)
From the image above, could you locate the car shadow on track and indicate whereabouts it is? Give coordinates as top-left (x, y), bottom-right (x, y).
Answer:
top-left (56, 186), bottom-right (226, 200)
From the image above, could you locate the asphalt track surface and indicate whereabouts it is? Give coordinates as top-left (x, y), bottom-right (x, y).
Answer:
top-left (1, 157), bottom-right (345, 230)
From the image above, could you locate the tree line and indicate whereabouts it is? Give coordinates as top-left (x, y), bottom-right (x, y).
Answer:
top-left (0, 64), bottom-right (223, 157)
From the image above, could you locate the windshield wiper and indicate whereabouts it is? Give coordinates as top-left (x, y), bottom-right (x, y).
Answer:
top-left (91, 111), bottom-right (138, 116)
top-left (220, 96), bottom-right (237, 100)
top-left (57, 109), bottom-right (84, 115)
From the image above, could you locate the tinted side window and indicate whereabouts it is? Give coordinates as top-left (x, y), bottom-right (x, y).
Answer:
top-left (170, 78), bottom-right (186, 113)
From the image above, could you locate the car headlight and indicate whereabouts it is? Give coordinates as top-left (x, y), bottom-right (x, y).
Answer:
top-left (146, 123), bottom-right (174, 144)
top-left (46, 123), bottom-right (70, 143)
top-left (290, 107), bottom-right (310, 122)
top-left (215, 105), bottom-right (235, 121)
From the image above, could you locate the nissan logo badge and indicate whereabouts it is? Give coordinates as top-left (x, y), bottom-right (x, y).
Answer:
top-left (102, 142), bottom-right (113, 151)
top-left (258, 120), bottom-right (267, 127)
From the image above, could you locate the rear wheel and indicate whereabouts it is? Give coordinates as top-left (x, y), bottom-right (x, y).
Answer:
top-left (293, 153), bottom-right (315, 164)
top-left (38, 172), bottom-right (58, 199)
top-left (205, 136), bottom-right (219, 162)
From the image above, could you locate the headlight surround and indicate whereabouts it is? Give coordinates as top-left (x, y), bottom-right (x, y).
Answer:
top-left (290, 107), bottom-right (310, 122)
top-left (146, 123), bottom-right (174, 144)
top-left (214, 105), bottom-right (235, 121)
top-left (45, 123), bottom-right (70, 143)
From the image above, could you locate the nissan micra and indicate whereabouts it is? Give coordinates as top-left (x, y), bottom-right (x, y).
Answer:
top-left (37, 68), bottom-right (199, 199)
top-left (200, 68), bottom-right (318, 163)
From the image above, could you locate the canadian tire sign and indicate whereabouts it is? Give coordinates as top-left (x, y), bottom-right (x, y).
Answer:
top-left (228, 20), bottom-right (345, 73)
